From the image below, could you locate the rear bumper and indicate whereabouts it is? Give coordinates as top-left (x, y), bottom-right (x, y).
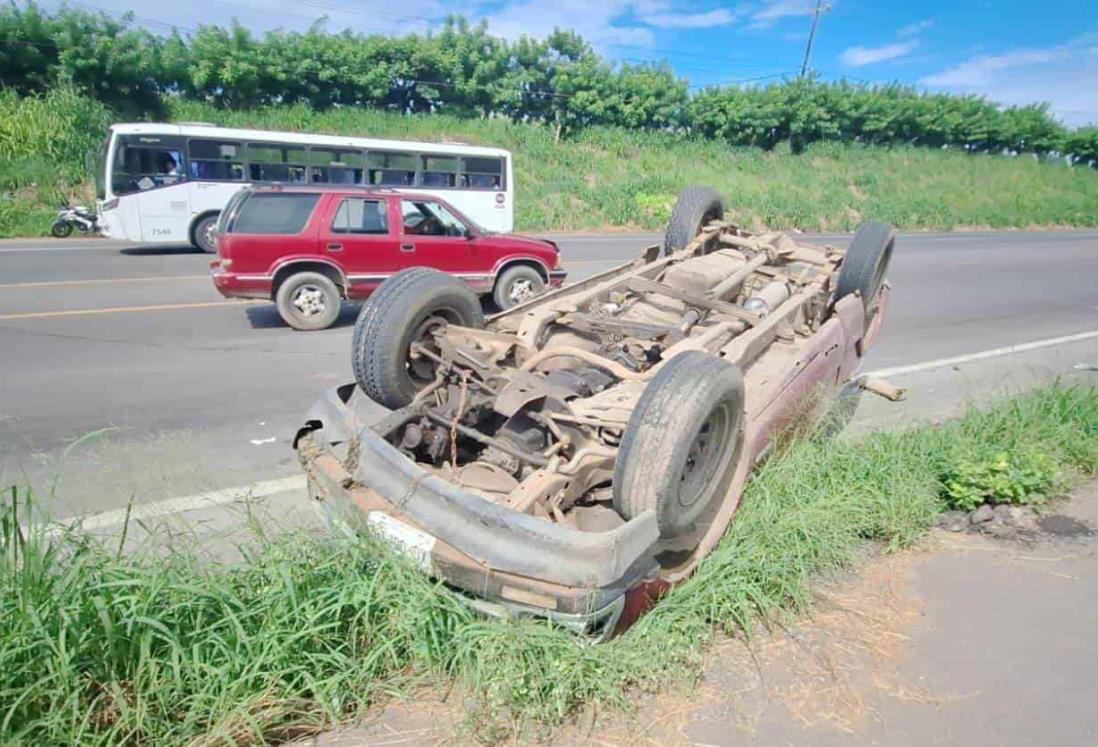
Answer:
top-left (209, 262), bottom-right (273, 299)
top-left (294, 384), bottom-right (660, 631)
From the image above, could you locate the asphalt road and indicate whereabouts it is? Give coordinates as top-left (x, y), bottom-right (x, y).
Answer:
top-left (2, 230), bottom-right (1097, 519)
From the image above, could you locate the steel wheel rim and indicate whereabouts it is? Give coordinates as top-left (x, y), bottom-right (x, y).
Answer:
top-left (407, 310), bottom-right (458, 384)
top-left (676, 402), bottom-right (735, 522)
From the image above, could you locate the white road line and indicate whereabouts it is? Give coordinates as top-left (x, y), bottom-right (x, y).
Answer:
top-left (48, 475), bottom-right (306, 534)
top-left (42, 326), bottom-right (1098, 532)
top-left (865, 329), bottom-right (1098, 379)
top-left (0, 243), bottom-right (130, 253)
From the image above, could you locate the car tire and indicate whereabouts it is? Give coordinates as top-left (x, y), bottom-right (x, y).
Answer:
top-left (50, 220), bottom-right (73, 238)
top-left (835, 221), bottom-right (895, 317)
top-left (192, 214), bottom-right (219, 254)
top-left (613, 351), bottom-right (745, 540)
top-left (352, 268), bottom-right (484, 408)
top-left (275, 271), bottom-right (342, 331)
top-left (663, 185), bottom-right (725, 255)
top-left (493, 264), bottom-right (545, 310)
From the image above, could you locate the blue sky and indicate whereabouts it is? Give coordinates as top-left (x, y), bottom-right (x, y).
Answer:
top-left (44, 0), bottom-right (1098, 125)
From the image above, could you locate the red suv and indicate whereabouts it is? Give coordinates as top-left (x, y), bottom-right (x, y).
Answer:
top-left (210, 186), bottom-right (565, 330)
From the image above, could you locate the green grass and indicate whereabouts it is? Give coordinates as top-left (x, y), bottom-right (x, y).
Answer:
top-left (3, 383), bottom-right (1098, 744)
top-left (2, 90), bottom-right (1097, 238)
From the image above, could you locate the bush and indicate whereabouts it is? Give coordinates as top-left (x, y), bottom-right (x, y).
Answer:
top-left (942, 450), bottom-right (1060, 510)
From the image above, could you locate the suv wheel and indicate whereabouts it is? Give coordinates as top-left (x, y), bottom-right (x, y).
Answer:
top-left (493, 265), bottom-right (545, 310)
top-left (276, 272), bottom-right (342, 331)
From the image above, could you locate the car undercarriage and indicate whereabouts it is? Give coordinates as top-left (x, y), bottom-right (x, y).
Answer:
top-left (296, 185), bottom-right (895, 636)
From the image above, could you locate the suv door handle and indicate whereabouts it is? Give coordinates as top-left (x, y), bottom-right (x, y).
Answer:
top-left (326, 242), bottom-right (343, 252)
top-left (400, 243), bottom-right (415, 252)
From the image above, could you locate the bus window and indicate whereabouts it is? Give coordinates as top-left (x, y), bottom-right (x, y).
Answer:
top-left (367, 152), bottom-right (416, 186)
top-left (419, 155), bottom-right (459, 188)
top-left (308, 148), bottom-right (364, 184)
top-left (461, 156), bottom-right (504, 189)
top-left (189, 139), bottom-right (244, 182)
top-left (112, 143), bottom-right (185, 194)
top-left (247, 143), bottom-right (308, 183)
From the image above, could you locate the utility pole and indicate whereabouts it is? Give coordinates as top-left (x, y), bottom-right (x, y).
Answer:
top-left (800, 0), bottom-right (824, 78)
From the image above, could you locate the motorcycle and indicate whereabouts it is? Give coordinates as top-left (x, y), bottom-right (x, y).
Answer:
top-left (51, 205), bottom-right (98, 238)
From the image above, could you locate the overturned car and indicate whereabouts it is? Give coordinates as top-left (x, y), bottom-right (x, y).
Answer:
top-left (295, 186), bottom-right (895, 637)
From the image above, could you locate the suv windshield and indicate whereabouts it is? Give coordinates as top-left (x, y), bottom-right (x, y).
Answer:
top-left (229, 193), bottom-right (319, 234)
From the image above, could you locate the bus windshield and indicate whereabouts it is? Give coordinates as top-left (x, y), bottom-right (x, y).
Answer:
top-left (111, 135), bottom-right (186, 195)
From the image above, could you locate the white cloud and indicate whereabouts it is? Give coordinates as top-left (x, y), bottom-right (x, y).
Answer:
top-left (840, 40), bottom-right (917, 67)
top-left (639, 8), bottom-right (737, 29)
top-left (920, 36), bottom-right (1098, 126)
top-left (749, 0), bottom-right (815, 29)
top-left (921, 48), bottom-right (1068, 86)
top-left (897, 19), bottom-right (933, 38)
top-left (482, 0), bottom-right (740, 51)
top-left (482, 0), bottom-right (654, 49)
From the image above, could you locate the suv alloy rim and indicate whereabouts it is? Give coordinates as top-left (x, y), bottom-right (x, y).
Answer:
top-left (508, 277), bottom-right (536, 304)
top-left (292, 285), bottom-right (327, 317)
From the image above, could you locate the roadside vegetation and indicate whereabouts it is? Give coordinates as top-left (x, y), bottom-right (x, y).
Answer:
top-left (2, 2), bottom-right (1098, 237)
top-left (3, 87), bottom-right (1097, 239)
top-left (4, 383), bottom-right (1097, 744)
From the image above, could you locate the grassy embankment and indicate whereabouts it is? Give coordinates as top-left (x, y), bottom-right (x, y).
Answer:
top-left (2, 88), bottom-right (1097, 238)
top-left (4, 383), bottom-right (1098, 744)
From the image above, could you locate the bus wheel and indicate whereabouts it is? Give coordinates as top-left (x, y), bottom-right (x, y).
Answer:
top-left (192, 214), bottom-right (219, 254)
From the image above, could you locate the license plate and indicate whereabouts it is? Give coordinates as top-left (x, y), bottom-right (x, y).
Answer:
top-left (366, 512), bottom-right (435, 573)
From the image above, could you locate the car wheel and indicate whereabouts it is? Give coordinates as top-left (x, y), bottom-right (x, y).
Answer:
top-left (192, 214), bottom-right (219, 254)
top-left (835, 221), bottom-right (895, 318)
top-left (352, 268), bottom-right (484, 408)
top-left (613, 351), bottom-right (745, 546)
top-left (493, 265), bottom-right (545, 310)
top-left (276, 272), bottom-right (342, 331)
top-left (50, 220), bottom-right (73, 238)
top-left (663, 185), bottom-right (725, 255)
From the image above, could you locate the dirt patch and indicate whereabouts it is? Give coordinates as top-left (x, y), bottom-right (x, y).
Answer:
top-left (556, 550), bottom-right (936, 746)
top-left (1037, 513), bottom-right (1095, 538)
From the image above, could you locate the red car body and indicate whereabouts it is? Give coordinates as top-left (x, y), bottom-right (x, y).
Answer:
top-left (210, 186), bottom-right (565, 323)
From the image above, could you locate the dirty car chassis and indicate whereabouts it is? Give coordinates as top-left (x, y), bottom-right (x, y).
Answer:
top-left (295, 186), bottom-right (894, 637)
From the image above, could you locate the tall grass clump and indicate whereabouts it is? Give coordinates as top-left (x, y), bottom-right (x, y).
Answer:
top-left (0, 86), bottom-right (110, 236)
top-left (3, 383), bottom-right (1097, 743)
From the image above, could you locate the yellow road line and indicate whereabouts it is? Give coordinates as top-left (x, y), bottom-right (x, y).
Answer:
top-left (0, 274), bottom-right (209, 289)
top-left (0, 300), bottom-right (262, 321)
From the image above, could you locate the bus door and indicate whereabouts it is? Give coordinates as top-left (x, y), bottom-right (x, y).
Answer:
top-left (111, 134), bottom-right (190, 242)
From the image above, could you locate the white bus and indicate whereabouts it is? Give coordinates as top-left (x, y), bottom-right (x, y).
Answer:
top-left (95, 122), bottom-right (515, 252)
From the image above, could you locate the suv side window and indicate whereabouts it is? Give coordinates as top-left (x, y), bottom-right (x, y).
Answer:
top-left (230, 193), bottom-right (319, 234)
top-left (331, 199), bottom-right (389, 234)
top-left (401, 200), bottom-right (468, 237)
